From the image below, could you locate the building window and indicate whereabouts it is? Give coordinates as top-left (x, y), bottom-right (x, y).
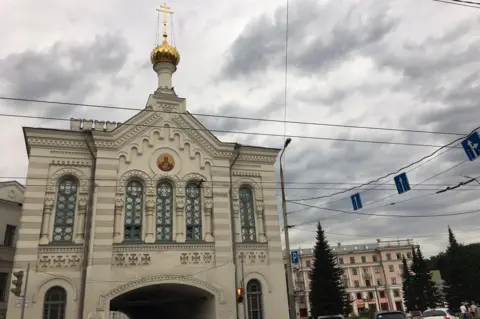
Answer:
top-left (124, 180), bottom-right (143, 241)
top-left (377, 279), bottom-right (382, 286)
top-left (239, 187), bottom-right (256, 242)
top-left (155, 182), bottom-right (173, 241)
top-left (386, 253), bottom-right (392, 260)
top-left (306, 260), bottom-right (311, 268)
top-left (396, 252), bottom-right (402, 260)
top-left (339, 257), bottom-right (344, 264)
top-left (354, 280), bottom-right (359, 288)
top-left (352, 268), bottom-right (358, 275)
top-left (375, 267), bottom-right (381, 274)
top-left (379, 291), bottom-right (386, 298)
top-left (368, 292), bottom-right (374, 299)
top-left (389, 265), bottom-right (394, 272)
top-left (43, 286), bottom-right (67, 319)
top-left (356, 293), bottom-right (362, 300)
top-left (406, 252), bottom-right (412, 259)
top-left (53, 177), bottom-right (78, 242)
top-left (0, 273), bottom-right (7, 301)
top-left (361, 256), bottom-right (366, 263)
top-left (185, 183), bottom-right (202, 241)
top-left (247, 279), bottom-right (263, 319)
top-left (4, 224), bottom-right (16, 247)
top-left (399, 264), bottom-right (404, 272)
top-left (393, 289), bottom-right (400, 297)
top-left (365, 279), bottom-right (371, 287)
top-left (372, 255), bottom-right (378, 262)
top-left (350, 256), bottom-right (355, 264)
top-left (391, 277), bottom-right (397, 284)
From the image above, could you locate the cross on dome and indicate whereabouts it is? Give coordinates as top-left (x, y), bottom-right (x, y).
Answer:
top-left (151, 2), bottom-right (180, 66)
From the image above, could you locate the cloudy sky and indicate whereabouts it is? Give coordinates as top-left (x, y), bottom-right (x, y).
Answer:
top-left (1, 0), bottom-right (480, 257)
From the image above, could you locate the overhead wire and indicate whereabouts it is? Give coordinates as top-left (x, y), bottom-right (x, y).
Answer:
top-left (288, 125), bottom-right (479, 202)
top-left (0, 96), bottom-right (466, 136)
top-left (432, 0), bottom-right (480, 9)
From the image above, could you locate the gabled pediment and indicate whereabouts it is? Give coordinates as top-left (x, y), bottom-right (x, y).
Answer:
top-left (92, 94), bottom-right (236, 159)
top-left (0, 180), bottom-right (25, 203)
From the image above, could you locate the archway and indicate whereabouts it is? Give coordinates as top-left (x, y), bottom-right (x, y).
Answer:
top-left (109, 283), bottom-right (216, 319)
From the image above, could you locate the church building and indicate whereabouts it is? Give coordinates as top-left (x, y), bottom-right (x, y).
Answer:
top-left (7, 4), bottom-right (289, 319)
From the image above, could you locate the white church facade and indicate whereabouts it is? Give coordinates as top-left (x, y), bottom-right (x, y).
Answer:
top-left (7, 5), bottom-right (289, 319)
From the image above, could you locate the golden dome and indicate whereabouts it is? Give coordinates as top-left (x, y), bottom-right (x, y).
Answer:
top-left (150, 39), bottom-right (180, 66)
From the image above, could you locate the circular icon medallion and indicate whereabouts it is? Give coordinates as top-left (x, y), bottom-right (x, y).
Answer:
top-left (156, 153), bottom-right (175, 172)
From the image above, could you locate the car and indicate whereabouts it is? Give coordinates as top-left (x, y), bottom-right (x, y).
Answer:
top-left (376, 310), bottom-right (408, 319)
top-left (422, 308), bottom-right (458, 319)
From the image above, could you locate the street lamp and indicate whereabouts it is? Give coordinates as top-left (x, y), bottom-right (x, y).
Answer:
top-left (280, 138), bottom-right (295, 319)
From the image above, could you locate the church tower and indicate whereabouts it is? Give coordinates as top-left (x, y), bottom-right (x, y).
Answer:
top-left (7, 4), bottom-right (289, 319)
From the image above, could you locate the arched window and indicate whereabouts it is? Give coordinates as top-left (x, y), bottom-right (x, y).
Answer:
top-left (52, 177), bottom-right (78, 242)
top-left (185, 183), bottom-right (202, 241)
top-left (43, 286), bottom-right (66, 319)
top-left (239, 187), bottom-right (256, 242)
top-left (156, 181), bottom-right (173, 241)
top-left (247, 279), bottom-right (264, 319)
top-left (124, 180), bottom-right (143, 241)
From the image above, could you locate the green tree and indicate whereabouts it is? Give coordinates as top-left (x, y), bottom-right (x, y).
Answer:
top-left (309, 222), bottom-right (350, 317)
top-left (415, 246), bottom-right (440, 309)
top-left (443, 227), bottom-right (464, 309)
top-left (401, 255), bottom-right (417, 311)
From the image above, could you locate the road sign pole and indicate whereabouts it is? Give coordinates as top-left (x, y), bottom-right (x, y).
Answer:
top-left (20, 262), bottom-right (30, 319)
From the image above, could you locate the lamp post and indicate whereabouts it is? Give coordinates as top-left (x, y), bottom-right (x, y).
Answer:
top-left (280, 138), bottom-right (295, 319)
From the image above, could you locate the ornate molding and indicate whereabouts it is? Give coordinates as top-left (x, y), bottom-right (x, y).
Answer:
top-left (182, 172), bottom-right (212, 197)
top-left (51, 160), bottom-right (91, 167)
top-left (238, 154), bottom-right (277, 164)
top-left (47, 167), bottom-right (89, 193)
top-left (38, 245), bottom-right (83, 254)
top-left (153, 173), bottom-right (183, 196)
top-left (28, 138), bottom-right (87, 149)
top-left (112, 253), bottom-right (151, 267)
top-left (116, 169), bottom-right (153, 195)
top-left (179, 252), bottom-right (214, 265)
top-left (50, 150), bottom-right (90, 157)
top-left (97, 274), bottom-right (225, 311)
top-left (37, 254), bottom-right (83, 269)
top-left (232, 177), bottom-right (264, 201)
top-left (237, 251), bottom-right (268, 264)
top-left (233, 171), bottom-right (261, 177)
top-left (236, 243), bottom-right (269, 251)
top-left (112, 243), bottom-right (215, 253)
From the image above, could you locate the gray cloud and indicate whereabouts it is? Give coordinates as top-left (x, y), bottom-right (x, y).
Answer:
top-left (0, 34), bottom-right (131, 117)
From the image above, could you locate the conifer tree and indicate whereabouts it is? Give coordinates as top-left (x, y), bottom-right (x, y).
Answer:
top-left (415, 246), bottom-right (440, 309)
top-left (309, 222), bottom-right (350, 317)
top-left (401, 255), bottom-right (417, 311)
top-left (443, 226), bottom-right (465, 309)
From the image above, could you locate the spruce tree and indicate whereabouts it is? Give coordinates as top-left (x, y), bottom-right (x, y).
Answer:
top-left (415, 246), bottom-right (440, 309)
top-left (309, 222), bottom-right (350, 317)
top-left (401, 255), bottom-right (416, 312)
top-left (409, 246), bottom-right (421, 310)
top-left (443, 227), bottom-right (463, 309)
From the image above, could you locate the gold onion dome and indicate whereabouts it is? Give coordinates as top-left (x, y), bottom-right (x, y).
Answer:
top-left (151, 38), bottom-right (180, 66)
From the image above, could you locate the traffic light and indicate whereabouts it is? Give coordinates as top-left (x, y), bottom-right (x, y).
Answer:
top-left (11, 271), bottom-right (24, 297)
top-left (236, 288), bottom-right (244, 303)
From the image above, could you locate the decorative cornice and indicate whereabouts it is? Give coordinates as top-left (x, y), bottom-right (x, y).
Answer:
top-left (38, 244), bottom-right (83, 254)
top-left (236, 243), bottom-right (269, 250)
top-left (50, 150), bottom-right (90, 157)
top-left (232, 171), bottom-right (261, 177)
top-left (51, 160), bottom-right (91, 167)
top-left (28, 138), bottom-right (87, 149)
top-left (112, 242), bottom-right (215, 252)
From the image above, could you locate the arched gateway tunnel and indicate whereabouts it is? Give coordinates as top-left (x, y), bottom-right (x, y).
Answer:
top-left (109, 283), bottom-right (216, 319)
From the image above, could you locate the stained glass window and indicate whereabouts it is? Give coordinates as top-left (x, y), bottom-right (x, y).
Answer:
top-left (124, 180), bottom-right (143, 241)
top-left (52, 177), bottom-right (77, 242)
top-left (156, 182), bottom-right (173, 241)
top-left (185, 183), bottom-right (202, 241)
top-left (239, 187), bottom-right (256, 241)
top-left (43, 286), bottom-right (66, 319)
top-left (247, 279), bottom-right (264, 319)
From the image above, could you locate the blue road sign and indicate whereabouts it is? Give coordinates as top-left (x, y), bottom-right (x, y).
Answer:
top-left (351, 193), bottom-right (362, 211)
top-left (461, 131), bottom-right (480, 161)
top-left (291, 251), bottom-right (299, 265)
top-left (394, 172), bottom-right (411, 194)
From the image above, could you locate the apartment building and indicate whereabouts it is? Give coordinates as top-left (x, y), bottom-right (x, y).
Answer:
top-left (0, 181), bottom-right (24, 319)
top-left (285, 239), bottom-right (415, 318)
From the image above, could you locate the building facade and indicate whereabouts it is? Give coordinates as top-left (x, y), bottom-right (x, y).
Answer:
top-left (6, 6), bottom-right (289, 319)
top-left (286, 239), bottom-right (415, 318)
top-left (0, 181), bottom-right (24, 319)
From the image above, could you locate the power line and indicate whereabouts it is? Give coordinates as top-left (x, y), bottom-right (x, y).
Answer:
top-left (0, 112), bottom-right (459, 148)
top-left (0, 96), bottom-right (466, 136)
top-left (293, 226), bottom-right (480, 239)
top-left (432, 0), bottom-right (480, 9)
top-left (288, 125), bottom-right (479, 202)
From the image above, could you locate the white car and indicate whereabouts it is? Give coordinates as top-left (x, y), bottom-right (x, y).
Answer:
top-left (422, 308), bottom-right (459, 319)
